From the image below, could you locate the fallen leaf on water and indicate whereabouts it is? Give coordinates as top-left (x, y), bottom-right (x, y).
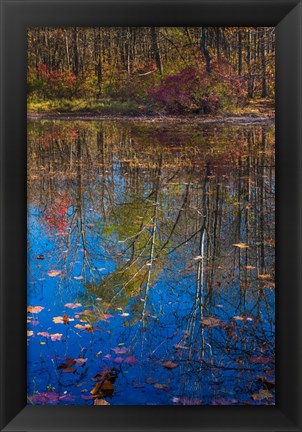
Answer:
top-left (58, 358), bottom-right (76, 369)
top-left (163, 361), bottom-right (178, 369)
top-left (258, 274), bottom-right (272, 281)
top-left (50, 333), bottom-right (63, 341)
top-left (100, 313), bottom-right (114, 321)
top-left (112, 347), bottom-right (128, 355)
top-left (124, 356), bottom-right (137, 365)
top-left (114, 357), bottom-right (124, 364)
top-left (27, 330), bottom-right (34, 337)
top-left (74, 276), bottom-right (84, 280)
top-left (37, 254), bottom-right (44, 260)
top-left (232, 243), bottom-right (249, 249)
top-left (120, 312), bottom-right (130, 317)
top-left (53, 316), bottom-right (64, 324)
top-left (37, 332), bottom-right (50, 338)
top-left (48, 270), bottom-right (62, 277)
top-left (27, 306), bottom-right (44, 314)
top-left (65, 303), bottom-right (82, 309)
top-left (75, 358), bottom-right (88, 367)
top-left (245, 265), bottom-right (256, 270)
top-left (63, 315), bottom-right (70, 324)
top-left (233, 315), bottom-right (253, 322)
top-left (74, 323), bottom-right (93, 331)
top-left (153, 383), bottom-right (168, 390)
top-left (201, 317), bottom-right (222, 327)
top-left (94, 399), bottom-right (110, 405)
top-left (62, 367), bottom-right (76, 373)
top-left (90, 382), bottom-right (103, 395)
top-left (174, 344), bottom-right (189, 350)
top-left (252, 389), bottom-right (274, 401)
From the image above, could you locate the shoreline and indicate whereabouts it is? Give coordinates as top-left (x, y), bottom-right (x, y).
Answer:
top-left (27, 111), bottom-right (275, 125)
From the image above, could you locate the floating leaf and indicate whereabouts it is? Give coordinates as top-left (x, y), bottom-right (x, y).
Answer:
top-left (37, 332), bottom-right (50, 338)
top-left (94, 399), bottom-right (110, 405)
top-left (65, 303), bottom-right (82, 309)
top-left (258, 274), bottom-right (272, 281)
top-left (111, 347), bottom-right (128, 355)
top-left (245, 265), bottom-right (256, 270)
top-left (163, 361), bottom-right (178, 369)
top-left (120, 312), bottom-right (130, 317)
top-left (75, 358), bottom-right (88, 367)
top-left (48, 270), bottom-right (62, 277)
top-left (74, 323), bottom-right (94, 331)
top-left (233, 315), bottom-right (253, 322)
top-left (153, 383), bottom-right (168, 390)
top-left (27, 330), bottom-right (34, 337)
top-left (232, 243), bottom-right (249, 249)
top-left (174, 344), bottom-right (189, 350)
top-left (74, 276), bottom-right (84, 280)
top-left (114, 357), bottom-right (123, 364)
top-left (27, 306), bottom-right (44, 314)
top-left (252, 389), bottom-right (274, 401)
top-left (53, 316), bottom-right (64, 324)
top-left (201, 317), bottom-right (222, 327)
top-left (124, 356), bottom-right (137, 365)
top-left (50, 333), bottom-right (63, 341)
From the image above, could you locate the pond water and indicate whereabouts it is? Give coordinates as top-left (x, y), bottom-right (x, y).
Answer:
top-left (27, 119), bottom-right (275, 406)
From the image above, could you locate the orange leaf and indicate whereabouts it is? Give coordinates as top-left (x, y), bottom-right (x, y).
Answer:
top-left (27, 306), bottom-right (44, 314)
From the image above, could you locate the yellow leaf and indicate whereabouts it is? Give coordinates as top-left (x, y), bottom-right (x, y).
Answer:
top-left (232, 243), bottom-right (249, 249)
top-left (48, 270), bottom-right (62, 277)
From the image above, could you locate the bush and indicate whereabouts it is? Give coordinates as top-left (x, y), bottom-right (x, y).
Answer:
top-left (148, 60), bottom-right (247, 114)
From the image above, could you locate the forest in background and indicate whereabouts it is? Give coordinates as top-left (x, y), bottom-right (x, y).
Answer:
top-left (27, 27), bottom-right (275, 116)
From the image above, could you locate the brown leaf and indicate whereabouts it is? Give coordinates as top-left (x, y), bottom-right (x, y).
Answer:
top-left (163, 361), bottom-right (178, 369)
top-left (62, 367), bottom-right (76, 373)
top-left (63, 315), bottom-right (69, 324)
top-left (94, 398), bottom-right (110, 406)
top-left (91, 382), bottom-right (103, 395)
top-left (153, 383), bottom-right (168, 390)
top-left (201, 317), bottom-right (222, 327)
top-left (252, 389), bottom-right (273, 401)
top-left (27, 330), bottom-right (34, 337)
top-left (100, 381), bottom-right (114, 396)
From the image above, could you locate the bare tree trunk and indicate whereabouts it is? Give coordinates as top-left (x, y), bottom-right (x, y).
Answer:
top-left (150, 27), bottom-right (163, 75)
top-left (261, 28), bottom-right (267, 97)
top-left (72, 27), bottom-right (79, 77)
top-left (201, 27), bottom-right (211, 74)
top-left (237, 30), bottom-right (242, 76)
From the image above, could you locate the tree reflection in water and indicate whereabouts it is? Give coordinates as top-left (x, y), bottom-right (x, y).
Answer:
top-left (27, 120), bottom-right (275, 405)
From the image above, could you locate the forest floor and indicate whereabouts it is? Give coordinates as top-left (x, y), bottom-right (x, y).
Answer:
top-left (27, 98), bottom-right (275, 124)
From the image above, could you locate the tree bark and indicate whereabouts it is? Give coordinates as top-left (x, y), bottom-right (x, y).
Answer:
top-left (150, 27), bottom-right (163, 75)
top-left (201, 27), bottom-right (211, 74)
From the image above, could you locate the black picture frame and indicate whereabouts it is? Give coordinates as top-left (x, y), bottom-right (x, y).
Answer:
top-left (0, 0), bottom-right (301, 431)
